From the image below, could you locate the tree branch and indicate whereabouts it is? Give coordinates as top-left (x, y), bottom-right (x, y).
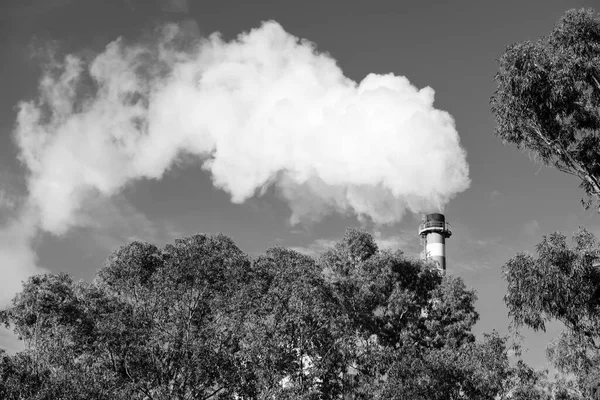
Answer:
top-left (592, 75), bottom-right (600, 93)
top-left (528, 121), bottom-right (600, 200)
top-left (201, 386), bottom-right (224, 400)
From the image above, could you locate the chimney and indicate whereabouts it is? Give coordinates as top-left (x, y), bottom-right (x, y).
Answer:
top-left (418, 213), bottom-right (452, 272)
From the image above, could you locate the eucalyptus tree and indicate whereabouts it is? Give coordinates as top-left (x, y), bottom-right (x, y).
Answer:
top-left (491, 8), bottom-right (600, 397)
top-left (1, 228), bottom-right (516, 399)
top-left (491, 8), bottom-right (600, 209)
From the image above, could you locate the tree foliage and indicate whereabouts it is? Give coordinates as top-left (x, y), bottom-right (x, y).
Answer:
top-left (491, 8), bottom-right (600, 208)
top-left (491, 7), bottom-right (600, 398)
top-left (1, 228), bottom-right (516, 399)
top-left (503, 228), bottom-right (600, 397)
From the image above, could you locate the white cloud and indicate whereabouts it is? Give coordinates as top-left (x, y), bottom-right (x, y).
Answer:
top-left (14, 20), bottom-right (470, 236)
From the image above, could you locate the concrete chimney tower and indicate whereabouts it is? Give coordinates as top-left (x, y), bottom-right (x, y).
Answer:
top-left (418, 213), bottom-right (452, 272)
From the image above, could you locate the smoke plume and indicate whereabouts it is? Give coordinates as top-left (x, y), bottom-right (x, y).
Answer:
top-left (15, 21), bottom-right (470, 235)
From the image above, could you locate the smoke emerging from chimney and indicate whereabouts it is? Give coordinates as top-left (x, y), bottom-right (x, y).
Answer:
top-left (15, 21), bottom-right (470, 234)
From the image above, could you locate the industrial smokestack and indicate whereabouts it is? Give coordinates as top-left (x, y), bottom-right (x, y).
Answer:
top-left (418, 213), bottom-right (451, 272)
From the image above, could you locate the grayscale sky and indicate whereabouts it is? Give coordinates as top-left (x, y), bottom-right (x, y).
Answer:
top-left (0, 0), bottom-right (597, 371)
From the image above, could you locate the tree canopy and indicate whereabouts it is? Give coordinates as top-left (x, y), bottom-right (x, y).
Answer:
top-left (491, 8), bottom-right (600, 209)
top-left (1, 228), bottom-right (519, 399)
top-left (491, 7), bottom-right (600, 398)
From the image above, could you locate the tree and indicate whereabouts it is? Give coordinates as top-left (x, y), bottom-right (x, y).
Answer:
top-left (502, 228), bottom-right (600, 397)
top-left (238, 246), bottom-right (346, 398)
top-left (491, 8), bottom-right (600, 398)
top-left (318, 228), bottom-right (507, 400)
top-left (379, 332), bottom-right (511, 400)
top-left (1, 228), bottom-right (515, 399)
top-left (491, 8), bottom-right (600, 209)
top-left (1, 235), bottom-right (258, 399)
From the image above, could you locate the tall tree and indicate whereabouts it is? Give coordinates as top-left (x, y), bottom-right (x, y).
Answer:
top-left (491, 8), bottom-right (600, 208)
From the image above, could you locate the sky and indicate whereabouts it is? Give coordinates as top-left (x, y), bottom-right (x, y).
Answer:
top-left (0, 0), bottom-right (598, 371)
